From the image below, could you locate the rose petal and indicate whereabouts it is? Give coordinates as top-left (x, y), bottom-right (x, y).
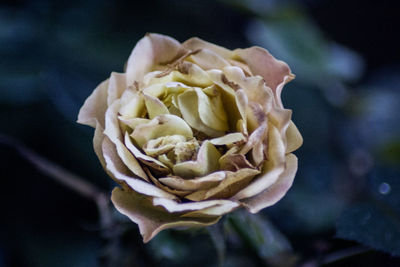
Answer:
top-left (159, 171), bottom-right (226, 191)
top-left (173, 141), bottom-right (221, 178)
top-left (188, 48), bottom-right (230, 70)
top-left (219, 153), bottom-right (254, 172)
top-left (124, 132), bottom-right (170, 175)
top-left (209, 132), bottom-right (245, 146)
top-left (77, 79), bottom-right (109, 128)
top-left (181, 201), bottom-right (239, 217)
top-left (185, 168), bottom-right (260, 201)
top-left (119, 90), bottom-right (145, 119)
top-left (241, 154), bottom-right (298, 213)
top-left (153, 197), bottom-right (238, 213)
top-left (143, 167), bottom-right (191, 197)
top-left (232, 125), bottom-right (286, 200)
top-left (194, 87), bottom-right (228, 132)
top-left (104, 101), bottom-right (149, 180)
top-left (102, 137), bottom-right (176, 199)
top-left (131, 114), bottom-right (193, 148)
top-left (107, 72), bottom-right (127, 106)
top-left (143, 93), bottom-right (170, 119)
top-left (234, 47), bottom-right (294, 107)
top-left (111, 187), bottom-right (220, 243)
top-left (126, 33), bottom-right (187, 86)
top-left (183, 37), bottom-right (233, 59)
top-left (285, 121), bottom-right (303, 153)
top-left (177, 89), bottom-right (225, 137)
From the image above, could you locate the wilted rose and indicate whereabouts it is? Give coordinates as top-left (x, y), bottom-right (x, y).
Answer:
top-left (78, 33), bottom-right (302, 242)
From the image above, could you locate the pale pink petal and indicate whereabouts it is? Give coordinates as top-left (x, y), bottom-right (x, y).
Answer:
top-left (111, 187), bottom-right (221, 243)
top-left (234, 47), bottom-right (294, 108)
top-left (126, 33), bottom-right (187, 86)
top-left (77, 79), bottom-right (109, 128)
top-left (107, 72), bottom-right (127, 106)
top-left (183, 37), bottom-right (233, 59)
top-left (241, 154), bottom-right (298, 213)
top-left (102, 137), bottom-right (176, 199)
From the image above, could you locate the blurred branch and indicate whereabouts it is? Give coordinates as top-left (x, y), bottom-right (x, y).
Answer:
top-left (0, 133), bottom-right (111, 228)
top-left (207, 223), bottom-right (226, 267)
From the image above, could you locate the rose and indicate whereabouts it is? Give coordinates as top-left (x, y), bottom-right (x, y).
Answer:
top-left (78, 33), bottom-right (302, 242)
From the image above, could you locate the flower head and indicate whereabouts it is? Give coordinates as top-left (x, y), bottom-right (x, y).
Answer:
top-left (78, 33), bottom-right (302, 242)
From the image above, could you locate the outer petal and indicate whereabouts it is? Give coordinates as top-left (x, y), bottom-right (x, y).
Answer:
top-left (286, 121), bottom-right (303, 153)
top-left (240, 154), bottom-right (298, 213)
top-left (234, 47), bottom-right (295, 108)
top-left (111, 187), bottom-right (221, 243)
top-left (183, 37), bottom-right (233, 59)
top-left (126, 33), bottom-right (187, 86)
top-left (107, 72), bottom-right (127, 106)
top-left (77, 79), bottom-right (109, 128)
top-left (102, 137), bottom-right (176, 199)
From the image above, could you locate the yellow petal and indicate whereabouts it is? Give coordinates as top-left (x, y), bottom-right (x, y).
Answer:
top-left (143, 93), bottom-right (170, 119)
top-left (131, 114), bottom-right (193, 148)
top-left (173, 141), bottom-right (221, 178)
top-left (285, 121), bottom-right (303, 153)
top-left (194, 87), bottom-right (228, 132)
top-left (209, 132), bottom-right (245, 146)
top-left (124, 132), bottom-right (170, 175)
top-left (159, 171), bottom-right (226, 191)
top-left (185, 168), bottom-right (260, 201)
top-left (102, 137), bottom-right (176, 199)
top-left (178, 89), bottom-right (225, 137)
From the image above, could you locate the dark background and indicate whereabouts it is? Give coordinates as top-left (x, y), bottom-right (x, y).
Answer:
top-left (1, 0), bottom-right (399, 266)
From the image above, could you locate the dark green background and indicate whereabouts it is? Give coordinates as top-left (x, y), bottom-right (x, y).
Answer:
top-left (1, 0), bottom-right (399, 266)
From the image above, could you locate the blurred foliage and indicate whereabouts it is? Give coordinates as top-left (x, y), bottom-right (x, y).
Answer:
top-left (1, 0), bottom-right (400, 266)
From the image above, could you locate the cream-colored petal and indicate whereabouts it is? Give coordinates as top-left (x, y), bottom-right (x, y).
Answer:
top-left (143, 93), bottom-right (169, 119)
top-left (183, 37), bottom-right (233, 59)
top-left (143, 167), bottom-right (191, 197)
top-left (111, 187), bottom-right (220, 243)
top-left (219, 153), bottom-right (254, 172)
top-left (207, 69), bottom-right (243, 131)
top-left (77, 79), bottom-right (109, 128)
top-left (153, 197), bottom-right (238, 213)
top-left (93, 121), bottom-right (106, 168)
top-left (173, 141), bottom-right (221, 178)
top-left (143, 135), bottom-right (186, 156)
top-left (187, 48), bottom-right (230, 70)
top-left (239, 121), bottom-right (268, 155)
top-left (119, 90), bottom-right (145, 119)
top-left (181, 201), bottom-right (239, 217)
top-left (178, 89), bottom-right (225, 137)
top-left (131, 114), bottom-right (193, 148)
top-left (285, 121), bottom-right (303, 153)
top-left (118, 117), bottom-right (150, 130)
top-left (102, 137), bottom-right (176, 199)
top-left (124, 132), bottom-right (170, 175)
top-left (223, 66), bottom-right (274, 113)
top-left (107, 72), bottom-right (127, 106)
top-left (209, 132), bottom-right (245, 146)
top-left (234, 47), bottom-right (294, 108)
top-left (194, 87), bottom-right (228, 132)
top-left (185, 168), bottom-right (260, 201)
top-left (126, 33), bottom-right (187, 86)
top-left (159, 171), bottom-right (226, 191)
top-left (104, 101), bottom-right (149, 180)
top-left (241, 154), bottom-right (298, 213)
top-left (232, 125), bottom-right (286, 200)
